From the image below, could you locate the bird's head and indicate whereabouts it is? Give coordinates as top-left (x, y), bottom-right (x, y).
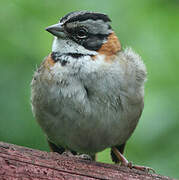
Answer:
top-left (46, 11), bottom-right (121, 60)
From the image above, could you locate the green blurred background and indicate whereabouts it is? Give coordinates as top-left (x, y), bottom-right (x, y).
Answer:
top-left (0, 0), bottom-right (179, 178)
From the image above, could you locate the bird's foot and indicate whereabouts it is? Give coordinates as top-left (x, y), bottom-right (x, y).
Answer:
top-left (122, 161), bottom-right (155, 173)
top-left (75, 154), bottom-right (93, 161)
top-left (112, 147), bottom-right (155, 173)
top-left (62, 151), bottom-right (92, 161)
top-left (62, 150), bottom-right (74, 157)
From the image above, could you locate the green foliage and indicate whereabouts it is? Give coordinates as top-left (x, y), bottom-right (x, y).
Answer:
top-left (0, 0), bottom-right (178, 178)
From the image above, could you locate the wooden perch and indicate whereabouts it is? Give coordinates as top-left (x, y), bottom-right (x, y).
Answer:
top-left (0, 142), bottom-right (173, 180)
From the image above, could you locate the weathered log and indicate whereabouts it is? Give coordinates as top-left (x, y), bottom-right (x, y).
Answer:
top-left (0, 142), bottom-right (173, 180)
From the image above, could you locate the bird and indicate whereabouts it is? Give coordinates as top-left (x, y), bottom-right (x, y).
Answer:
top-left (31, 10), bottom-right (152, 171)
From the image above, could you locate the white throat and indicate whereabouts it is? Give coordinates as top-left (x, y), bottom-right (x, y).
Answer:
top-left (52, 37), bottom-right (97, 56)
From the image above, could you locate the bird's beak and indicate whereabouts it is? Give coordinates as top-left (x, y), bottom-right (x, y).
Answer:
top-left (45, 23), bottom-right (65, 38)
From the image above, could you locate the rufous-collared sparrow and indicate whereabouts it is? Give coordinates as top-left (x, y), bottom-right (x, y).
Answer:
top-left (31, 11), bottom-right (152, 171)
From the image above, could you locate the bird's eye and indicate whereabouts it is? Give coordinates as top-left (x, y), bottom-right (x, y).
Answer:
top-left (76, 28), bottom-right (88, 39)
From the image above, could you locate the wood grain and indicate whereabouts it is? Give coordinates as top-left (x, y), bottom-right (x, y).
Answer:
top-left (0, 142), bottom-right (173, 180)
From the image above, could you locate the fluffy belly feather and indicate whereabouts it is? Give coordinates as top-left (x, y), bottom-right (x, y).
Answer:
top-left (31, 55), bottom-right (143, 154)
top-left (32, 86), bottom-right (139, 154)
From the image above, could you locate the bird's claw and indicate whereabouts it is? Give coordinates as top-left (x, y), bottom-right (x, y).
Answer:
top-left (62, 151), bottom-right (74, 157)
top-left (76, 154), bottom-right (93, 161)
top-left (62, 151), bottom-right (92, 161)
top-left (123, 162), bottom-right (155, 173)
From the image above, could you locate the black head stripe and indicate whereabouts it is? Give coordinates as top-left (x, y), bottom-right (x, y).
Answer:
top-left (60, 11), bottom-right (75, 23)
top-left (60, 11), bottom-right (111, 24)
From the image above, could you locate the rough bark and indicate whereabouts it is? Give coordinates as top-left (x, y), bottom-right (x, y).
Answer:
top-left (0, 142), bottom-right (173, 180)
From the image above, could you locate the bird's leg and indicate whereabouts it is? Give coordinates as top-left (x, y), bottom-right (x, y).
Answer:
top-left (112, 147), bottom-right (155, 173)
top-left (47, 140), bottom-right (95, 161)
top-left (48, 140), bottom-right (65, 154)
top-left (112, 147), bottom-right (129, 166)
top-left (48, 140), bottom-right (77, 157)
